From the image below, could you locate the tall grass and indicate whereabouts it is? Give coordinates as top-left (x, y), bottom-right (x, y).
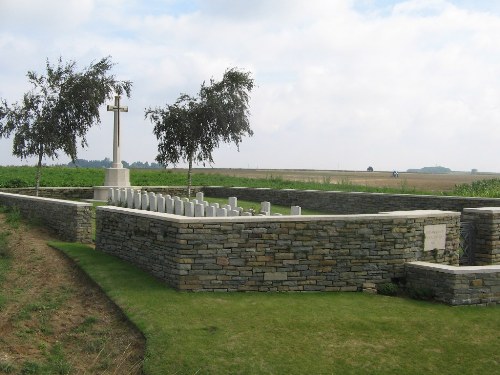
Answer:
top-left (452, 178), bottom-right (500, 198)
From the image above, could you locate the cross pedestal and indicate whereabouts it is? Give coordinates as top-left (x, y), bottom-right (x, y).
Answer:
top-left (93, 95), bottom-right (132, 200)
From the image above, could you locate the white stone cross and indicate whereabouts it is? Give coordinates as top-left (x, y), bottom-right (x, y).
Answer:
top-left (107, 95), bottom-right (129, 168)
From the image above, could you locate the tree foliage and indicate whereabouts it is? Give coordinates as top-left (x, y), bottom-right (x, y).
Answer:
top-left (145, 68), bottom-right (254, 195)
top-left (0, 56), bottom-right (132, 193)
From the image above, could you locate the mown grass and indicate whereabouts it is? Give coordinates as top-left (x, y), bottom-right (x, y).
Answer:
top-left (52, 242), bottom-right (500, 375)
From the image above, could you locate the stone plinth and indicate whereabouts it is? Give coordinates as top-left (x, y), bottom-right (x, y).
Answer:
top-left (93, 168), bottom-right (131, 200)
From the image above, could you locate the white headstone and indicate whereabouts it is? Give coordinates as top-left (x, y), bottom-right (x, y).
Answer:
top-left (261, 201), bottom-right (271, 216)
top-left (194, 203), bottom-right (205, 217)
top-left (174, 199), bottom-right (184, 215)
top-left (291, 206), bottom-right (301, 215)
top-left (229, 209), bottom-right (240, 217)
top-left (157, 195), bottom-right (166, 213)
top-left (114, 188), bottom-right (120, 205)
top-left (108, 188), bottom-right (114, 203)
top-left (196, 192), bottom-right (204, 201)
top-left (166, 198), bottom-right (174, 214)
top-left (185, 202), bottom-right (194, 217)
top-left (149, 192), bottom-right (157, 211)
top-left (141, 192), bottom-right (149, 210)
top-left (134, 190), bottom-right (141, 209)
top-left (127, 188), bottom-right (135, 208)
top-left (210, 202), bottom-right (220, 209)
top-left (228, 197), bottom-right (237, 209)
top-left (206, 206), bottom-right (216, 217)
top-left (217, 208), bottom-right (228, 217)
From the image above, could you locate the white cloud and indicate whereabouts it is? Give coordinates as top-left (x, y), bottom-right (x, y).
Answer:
top-left (1, 0), bottom-right (500, 172)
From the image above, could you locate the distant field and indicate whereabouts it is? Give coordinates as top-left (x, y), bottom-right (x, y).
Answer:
top-left (180, 168), bottom-right (500, 193)
top-left (1, 166), bottom-right (500, 195)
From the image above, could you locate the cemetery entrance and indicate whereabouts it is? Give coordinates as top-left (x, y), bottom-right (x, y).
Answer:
top-left (459, 221), bottom-right (475, 265)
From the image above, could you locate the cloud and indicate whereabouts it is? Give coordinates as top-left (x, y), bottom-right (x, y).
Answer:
top-left (1, 0), bottom-right (500, 172)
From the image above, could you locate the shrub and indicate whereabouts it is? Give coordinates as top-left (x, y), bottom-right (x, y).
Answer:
top-left (377, 282), bottom-right (400, 296)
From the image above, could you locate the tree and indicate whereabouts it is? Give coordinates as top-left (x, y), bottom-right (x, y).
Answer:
top-left (145, 68), bottom-right (254, 196)
top-left (0, 56), bottom-right (132, 195)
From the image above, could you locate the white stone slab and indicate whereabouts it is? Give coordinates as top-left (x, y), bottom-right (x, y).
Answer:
top-left (108, 188), bottom-right (114, 203)
top-left (134, 190), bottom-right (141, 209)
top-left (424, 224), bottom-right (446, 251)
top-left (194, 203), bottom-right (205, 217)
top-left (291, 206), bottom-right (301, 215)
top-left (185, 202), bottom-right (194, 217)
top-left (206, 205), bottom-right (216, 217)
top-left (228, 197), bottom-right (237, 209)
top-left (149, 192), bottom-right (157, 211)
top-left (157, 196), bottom-right (166, 213)
top-left (196, 192), bottom-right (204, 201)
top-left (174, 199), bottom-right (184, 215)
top-left (166, 198), bottom-right (174, 214)
top-left (217, 208), bottom-right (228, 217)
top-left (229, 209), bottom-right (240, 217)
top-left (261, 201), bottom-right (271, 215)
top-left (141, 192), bottom-right (149, 210)
top-left (127, 189), bottom-right (135, 209)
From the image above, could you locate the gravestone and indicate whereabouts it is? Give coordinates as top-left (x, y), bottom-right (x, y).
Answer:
top-left (93, 95), bottom-right (131, 200)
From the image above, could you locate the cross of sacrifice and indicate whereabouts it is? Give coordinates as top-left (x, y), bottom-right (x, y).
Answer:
top-left (107, 95), bottom-right (128, 169)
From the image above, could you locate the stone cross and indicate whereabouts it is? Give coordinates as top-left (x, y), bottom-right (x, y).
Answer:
top-left (107, 95), bottom-right (128, 168)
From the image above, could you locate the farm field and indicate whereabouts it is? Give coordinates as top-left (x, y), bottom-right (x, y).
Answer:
top-left (185, 168), bottom-right (500, 192)
top-left (1, 165), bottom-right (500, 194)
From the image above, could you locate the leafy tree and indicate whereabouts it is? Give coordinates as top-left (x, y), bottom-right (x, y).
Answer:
top-left (0, 56), bottom-right (132, 195)
top-left (145, 68), bottom-right (254, 196)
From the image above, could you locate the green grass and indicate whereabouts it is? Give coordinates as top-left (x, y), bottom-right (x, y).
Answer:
top-left (203, 197), bottom-right (326, 215)
top-left (52, 242), bottom-right (500, 375)
top-left (452, 178), bottom-right (500, 198)
top-left (0, 166), bottom-right (429, 194)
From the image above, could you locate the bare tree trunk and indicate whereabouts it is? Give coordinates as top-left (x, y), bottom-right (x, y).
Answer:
top-left (187, 156), bottom-right (193, 198)
top-left (35, 150), bottom-right (43, 197)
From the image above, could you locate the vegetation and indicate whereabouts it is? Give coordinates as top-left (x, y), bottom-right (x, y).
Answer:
top-left (53, 242), bottom-right (500, 375)
top-left (452, 178), bottom-right (500, 198)
top-left (3, 166), bottom-right (500, 198)
top-left (0, 56), bottom-right (131, 195)
top-left (146, 68), bottom-right (254, 196)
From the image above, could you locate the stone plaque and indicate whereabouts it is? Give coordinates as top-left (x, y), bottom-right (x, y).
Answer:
top-left (424, 224), bottom-right (446, 251)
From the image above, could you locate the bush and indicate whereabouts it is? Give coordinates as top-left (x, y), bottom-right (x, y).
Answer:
top-left (378, 282), bottom-right (400, 296)
top-left (3, 178), bottom-right (29, 188)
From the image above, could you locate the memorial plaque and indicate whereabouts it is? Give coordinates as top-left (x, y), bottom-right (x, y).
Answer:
top-left (424, 224), bottom-right (446, 251)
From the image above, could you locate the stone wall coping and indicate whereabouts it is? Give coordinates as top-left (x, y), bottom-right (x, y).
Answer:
top-left (97, 205), bottom-right (459, 223)
top-left (408, 261), bottom-right (500, 274)
top-left (203, 186), bottom-right (500, 201)
top-left (0, 192), bottom-right (91, 207)
top-left (463, 207), bottom-right (500, 214)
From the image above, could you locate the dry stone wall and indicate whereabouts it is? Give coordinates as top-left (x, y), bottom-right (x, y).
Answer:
top-left (462, 208), bottom-right (500, 265)
top-left (406, 262), bottom-right (500, 306)
top-left (95, 207), bottom-right (460, 292)
top-left (0, 192), bottom-right (92, 243)
top-left (201, 186), bottom-right (500, 214)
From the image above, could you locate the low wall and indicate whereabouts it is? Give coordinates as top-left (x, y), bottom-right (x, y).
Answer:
top-left (0, 187), bottom-right (95, 200)
top-left (462, 208), bottom-right (500, 265)
top-left (201, 186), bottom-right (500, 214)
top-left (0, 192), bottom-right (92, 243)
top-left (96, 207), bottom-right (460, 292)
top-left (406, 262), bottom-right (500, 306)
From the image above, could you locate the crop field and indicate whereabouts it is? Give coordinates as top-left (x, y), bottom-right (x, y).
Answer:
top-left (1, 165), bottom-right (500, 196)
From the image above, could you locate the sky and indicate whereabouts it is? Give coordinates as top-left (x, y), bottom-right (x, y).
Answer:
top-left (1, 0), bottom-right (500, 172)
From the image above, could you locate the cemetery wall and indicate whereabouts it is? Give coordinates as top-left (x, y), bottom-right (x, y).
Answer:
top-left (0, 192), bottom-right (92, 243)
top-left (95, 207), bottom-right (460, 292)
top-left (462, 208), bottom-right (500, 265)
top-left (0, 187), bottom-right (95, 199)
top-left (405, 262), bottom-right (500, 306)
top-left (201, 186), bottom-right (500, 214)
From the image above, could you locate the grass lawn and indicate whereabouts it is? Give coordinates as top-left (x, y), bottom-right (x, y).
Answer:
top-left (52, 242), bottom-right (499, 375)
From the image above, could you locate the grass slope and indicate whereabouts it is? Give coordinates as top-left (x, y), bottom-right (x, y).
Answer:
top-left (53, 242), bottom-right (500, 375)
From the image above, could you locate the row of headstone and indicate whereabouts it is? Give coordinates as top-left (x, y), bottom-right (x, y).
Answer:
top-left (107, 189), bottom-right (301, 217)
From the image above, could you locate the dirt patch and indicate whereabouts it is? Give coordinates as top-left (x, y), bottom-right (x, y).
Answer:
top-left (0, 214), bottom-right (144, 374)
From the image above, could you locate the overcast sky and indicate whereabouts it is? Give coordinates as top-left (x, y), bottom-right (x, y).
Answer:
top-left (1, 0), bottom-right (500, 172)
